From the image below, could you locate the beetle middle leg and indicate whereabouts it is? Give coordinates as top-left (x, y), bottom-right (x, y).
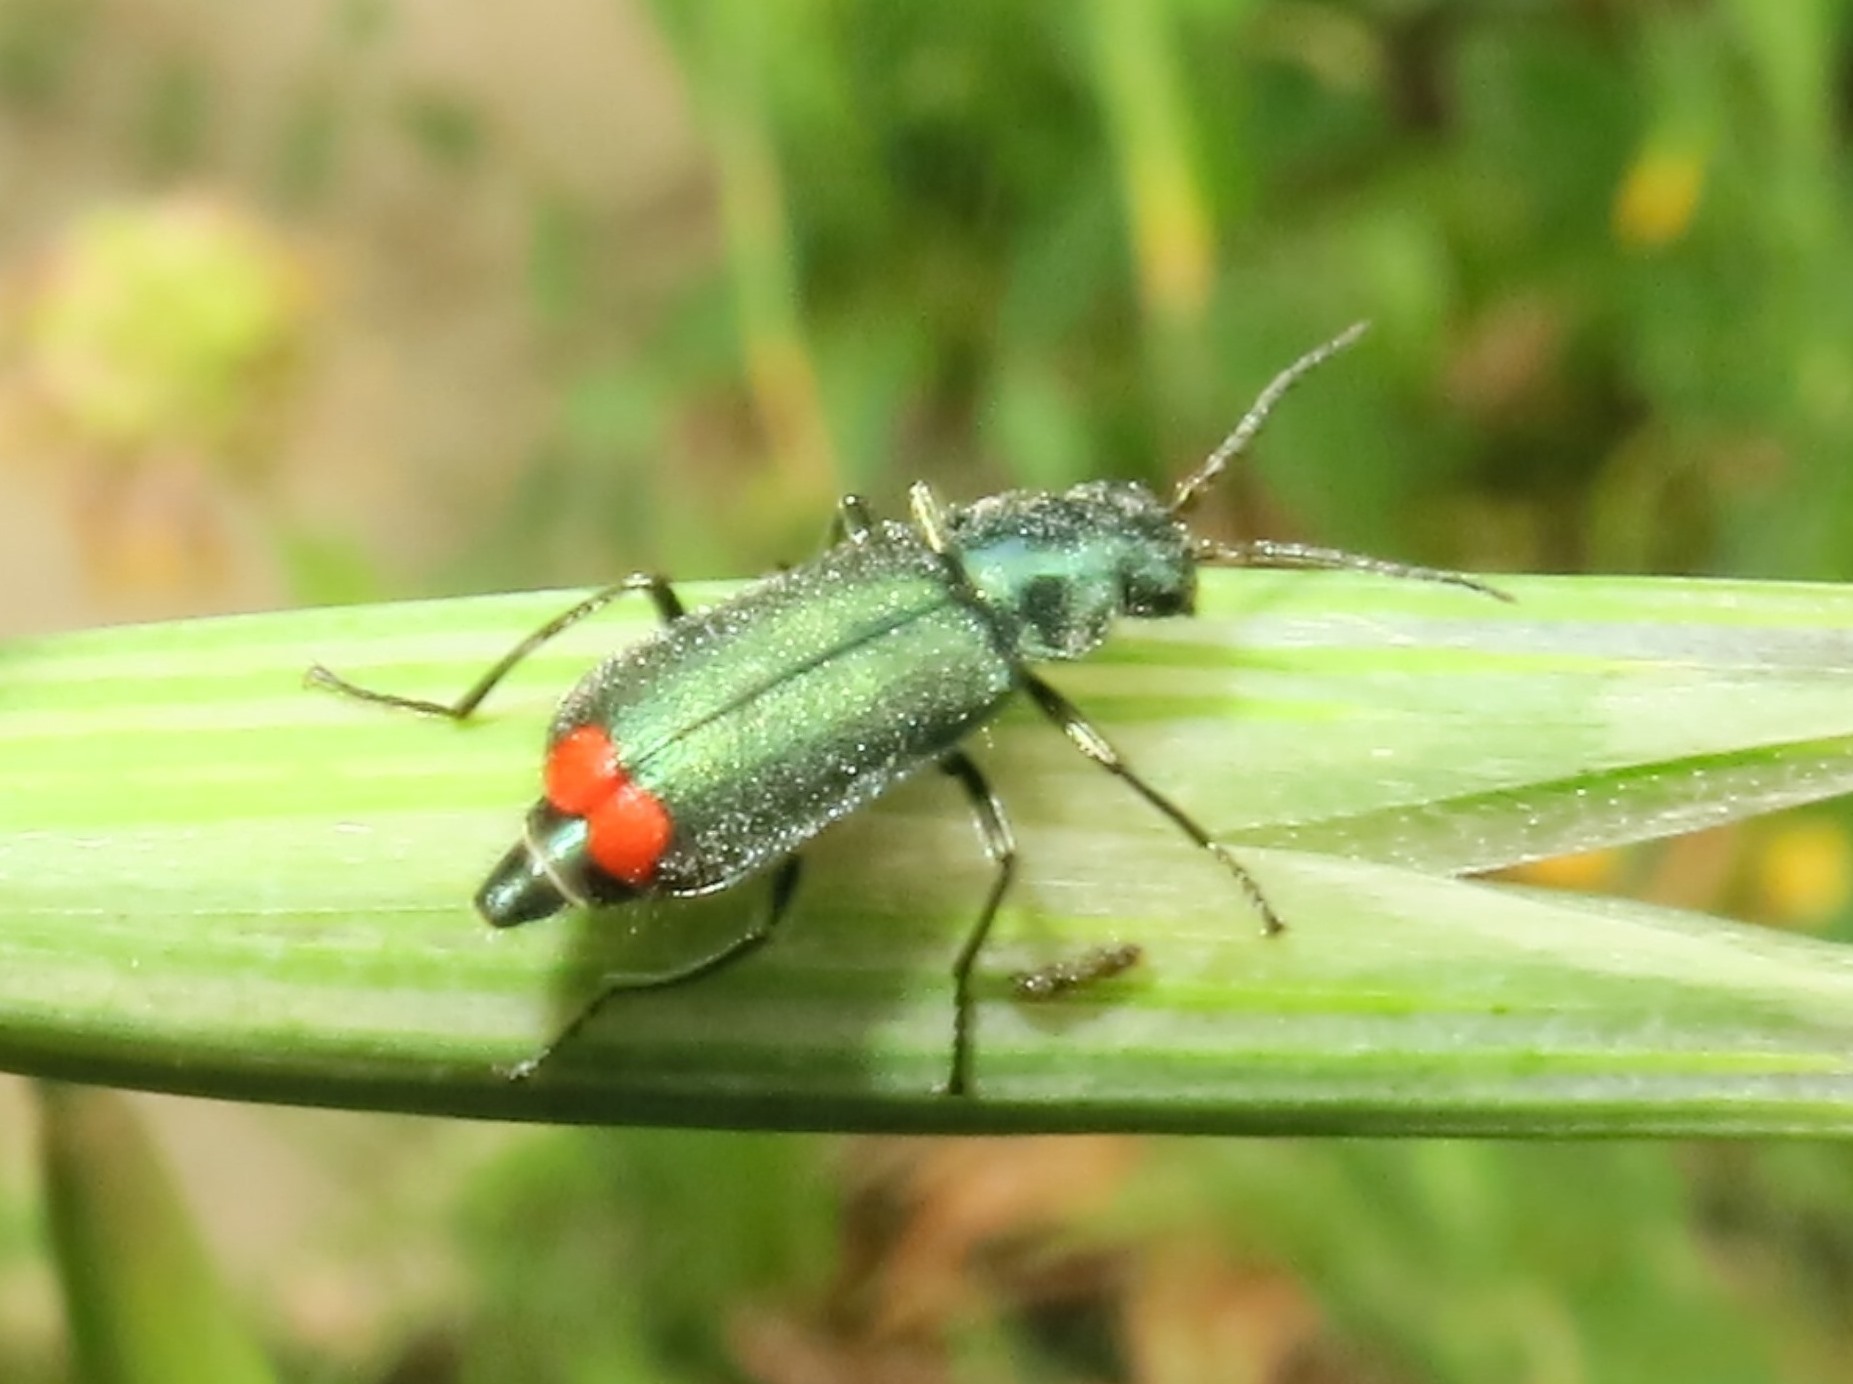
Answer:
top-left (306, 572), bottom-right (687, 719)
top-left (1020, 670), bottom-right (1284, 936)
top-left (940, 749), bottom-right (1018, 1097)
top-left (502, 853), bottom-right (804, 1082)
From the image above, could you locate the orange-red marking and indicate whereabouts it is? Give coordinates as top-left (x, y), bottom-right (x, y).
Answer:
top-left (544, 724), bottom-right (673, 885)
top-left (545, 725), bottom-right (619, 815)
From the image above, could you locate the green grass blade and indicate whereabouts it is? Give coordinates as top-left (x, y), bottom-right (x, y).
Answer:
top-left (1194, 573), bottom-right (1853, 870)
top-left (40, 1085), bottom-right (278, 1384)
top-left (2, 572), bottom-right (1853, 1133)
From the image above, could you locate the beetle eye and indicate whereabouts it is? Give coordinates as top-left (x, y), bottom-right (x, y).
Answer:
top-left (1022, 575), bottom-right (1068, 635)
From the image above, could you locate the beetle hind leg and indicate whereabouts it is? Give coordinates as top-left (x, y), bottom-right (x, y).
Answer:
top-left (306, 572), bottom-right (687, 720)
top-left (501, 854), bottom-right (803, 1083)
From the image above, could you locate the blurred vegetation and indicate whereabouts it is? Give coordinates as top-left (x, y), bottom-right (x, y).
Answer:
top-left (6, 0), bottom-right (1853, 1381)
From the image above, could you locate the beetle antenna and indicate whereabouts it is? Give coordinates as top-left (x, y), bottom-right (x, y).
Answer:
top-left (1190, 536), bottom-right (1513, 602)
top-left (1170, 321), bottom-right (1370, 518)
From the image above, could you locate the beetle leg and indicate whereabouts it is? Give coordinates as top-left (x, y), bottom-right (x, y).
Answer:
top-left (502, 853), bottom-right (804, 1082)
top-left (1020, 670), bottom-right (1284, 936)
top-left (831, 494), bottom-right (879, 545)
top-left (1012, 942), bottom-right (1143, 1001)
top-left (306, 572), bottom-right (686, 720)
top-left (939, 749), bottom-right (1018, 1097)
top-left (908, 481), bottom-right (953, 553)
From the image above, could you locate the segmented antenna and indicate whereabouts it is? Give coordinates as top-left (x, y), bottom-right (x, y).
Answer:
top-left (1189, 536), bottom-right (1513, 602)
top-left (1170, 321), bottom-right (1370, 518)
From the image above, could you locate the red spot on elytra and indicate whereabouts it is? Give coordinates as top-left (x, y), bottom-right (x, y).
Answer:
top-left (586, 781), bottom-right (673, 885)
top-left (544, 724), bottom-right (672, 885)
top-left (546, 725), bottom-right (620, 815)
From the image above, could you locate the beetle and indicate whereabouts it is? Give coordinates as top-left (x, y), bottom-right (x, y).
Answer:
top-left (309, 323), bottom-right (1503, 1093)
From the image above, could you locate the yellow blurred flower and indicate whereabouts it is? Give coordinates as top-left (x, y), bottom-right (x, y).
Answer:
top-left (21, 195), bottom-right (313, 463)
top-left (1502, 848), bottom-right (1624, 894)
top-left (0, 195), bottom-right (317, 606)
top-left (1755, 817), bottom-right (1851, 928)
top-left (1613, 142), bottom-right (1707, 249)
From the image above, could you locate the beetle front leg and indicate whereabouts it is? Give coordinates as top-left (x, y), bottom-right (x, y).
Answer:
top-left (1020, 670), bottom-right (1284, 936)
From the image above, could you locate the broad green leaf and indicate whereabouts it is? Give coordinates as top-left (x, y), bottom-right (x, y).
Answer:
top-left (1, 571), bottom-right (1852, 1133)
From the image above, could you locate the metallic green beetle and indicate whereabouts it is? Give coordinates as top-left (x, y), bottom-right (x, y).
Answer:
top-left (311, 324), bottom-right (1502, 1093)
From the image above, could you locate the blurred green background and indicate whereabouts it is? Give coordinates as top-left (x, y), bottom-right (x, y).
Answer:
top-left (5, 0), bottom-right (1853, 1380)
